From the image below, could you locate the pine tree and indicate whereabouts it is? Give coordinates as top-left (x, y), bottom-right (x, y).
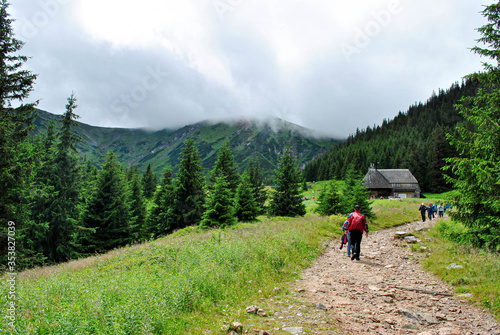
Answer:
top-left (0, 0), bottom-right (40, 269)
top-left (147, 168), bottom-right (175, 237)
top-left (128, 171), bottom-right (147, 241)
top-left (340, 165), bottom-right (358, 214)
top-left (235, 171), bottom-right (258, 222)
top-left (445, 3), bottom-right (500, 251)
top-left (42, 93), bottom-right (82, 262)
top-left (339, 165), bottom-right (374, 219)
top-left (350, 179), bottom-right (374, 219)
top-left (269, 147), bottom-right (306, 217)
top-left (81, 152), bottom-right (131, 253)
top-left (201, 173), bottom-right (237, 228)
top-left (142, 163), bottom-right (157, 198)
top-left (210, 141), bottom-right (240, 198)
top-left (315, 180), bottom-right (343, 216)
top-left (171, 139), bottom-right (206, 229)
top-left (246, 158), bottom-right (267, 214)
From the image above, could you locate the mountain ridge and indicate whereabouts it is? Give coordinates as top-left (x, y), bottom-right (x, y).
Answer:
top-left (33, 109), bottom-right (339, 182)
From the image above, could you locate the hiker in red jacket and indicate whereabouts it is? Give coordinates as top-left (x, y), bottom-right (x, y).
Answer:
top-left (346, 204), bottom-right (369, 261)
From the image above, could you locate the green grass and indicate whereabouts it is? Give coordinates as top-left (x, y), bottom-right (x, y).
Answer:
top-left (5, 189), bottom-right (499, 333)
top-left (1, 216), bottom-right (343, 334)
top-left (369, 198), bottom-right (421, 229)
top-left (422, 189), bottom-right (459, 201)
top-left (419, 220), bottom-right (500, 321)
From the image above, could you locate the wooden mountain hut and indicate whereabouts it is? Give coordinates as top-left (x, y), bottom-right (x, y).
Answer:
top-left (362, 164), bottom-right (421, 198)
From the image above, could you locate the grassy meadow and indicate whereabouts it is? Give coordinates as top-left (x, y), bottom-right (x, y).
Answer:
top-left (2, 188), bottom-right (499, 333)
top-left (2, 215), bottom-right (344, 334)
top-left (418, 220), bottom-right (500, 321)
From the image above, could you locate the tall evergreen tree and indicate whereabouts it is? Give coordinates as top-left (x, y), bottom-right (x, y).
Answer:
top-left (43, 93), bottom-right (82, 262)
top-left (315, 180), bottom-right (343, 216)
top-left (235, 171), bottom-right (259, 222)
top-left (128, 170), bottom-right (147, 241)
top-left (142, 163), bottom-right (157, 198)
top-left (201, 173), bottom-right (237, 228)
top-left (246, 158), bottom-right (267, 214)
top-left (147, 168), bottom-right (175, 237)
top-left (269, 147), bottom-right (306, 217)
top-left (349, 179), bottom-right (374, 219)
top-left (340, 165), bottom-right (358, 214)
top-left (81, 152), bottom-right (131, 253)
top-left (171, 139), bottom-right (206, 229)
top-left (340, 165), bottom-right (374, 219)
top-left (445, 3), bottom-right (500, 251)
top-left (0, 0), bottom-right (40, 269)
top-left (210, 141), bottom-right (240, 198)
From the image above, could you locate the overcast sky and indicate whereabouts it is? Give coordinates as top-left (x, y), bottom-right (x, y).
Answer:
top-left (9, 0), bottom-right (494, 138)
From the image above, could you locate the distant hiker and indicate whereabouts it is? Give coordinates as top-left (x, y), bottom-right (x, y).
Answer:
top-left (433, 203), bottom-right (438, 218)
top-left (342, 215), bottom-right (352, 257)
top-left (419, 203), bottom-right (427, 222)
top-left (427, 204), bottom-right (433, 221)
top-left (438, 205), bottom-right (444, 218)
top-left (346, 205), bottom-right (369, 261)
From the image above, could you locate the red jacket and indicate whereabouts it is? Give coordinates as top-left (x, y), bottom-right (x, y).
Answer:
top-left (347, 210), bottom-right (368, 233)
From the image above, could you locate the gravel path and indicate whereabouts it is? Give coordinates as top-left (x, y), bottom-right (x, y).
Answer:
top-left (292, 218), bottom-right (500, 335)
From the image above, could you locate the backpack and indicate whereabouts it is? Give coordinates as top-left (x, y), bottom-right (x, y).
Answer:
top-left (348, 211), bottom-right (365, 232)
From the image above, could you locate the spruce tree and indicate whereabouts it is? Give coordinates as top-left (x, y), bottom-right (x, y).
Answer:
top-left (42, 93), bottom-right (82, 263)
top-left (235, 171), bottom-right (258, 222)
top-left (340, 166), bottom-right (373, 218)
top-left (445, 3), bottom-right (500, 250)
top-left (246, 158), bottom-right (267, 214)
top-left (210, 141), bottom-right (240, 198)
top-left (315, 180), bottom-right (343, 216)
top-left (0, 0), bottom-right (40, 269)
top-left (201, 173), bottom-right (237, 228)
top-left (171, 139), bottom-right (206, 229)
top-left (269, 147), bottom-right (306, 217)
top-left (142, 163), bottom-right (157, 198)
top-left (147, 168), bottom-right (175, 237)
top-left (81, 152), bottom-right (131, 253)
top-left (128, 171), bottom-right (147, 241)
top-left (350, 179), bottom-right (374, 219)
top-left (340, 165), bottom-right (358, 214)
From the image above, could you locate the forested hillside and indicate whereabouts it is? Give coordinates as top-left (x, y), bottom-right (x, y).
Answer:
top-left (303, 79), bottom-right (478, 192)
top-left (33, 110), bottom-right (337, 183)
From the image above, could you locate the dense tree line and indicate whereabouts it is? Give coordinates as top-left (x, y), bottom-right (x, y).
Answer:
top-left (444, 3), bottom-right (500, 252)
top-left (303, 79), bottom-right (479, 193)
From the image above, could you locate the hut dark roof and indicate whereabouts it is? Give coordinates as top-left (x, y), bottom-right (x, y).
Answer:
top-left (377, 169), bottom-right (419, 184)
top-left (363, 168), bottom-right (391, 189)
top-left (363, 168), bottom-right (419, 190)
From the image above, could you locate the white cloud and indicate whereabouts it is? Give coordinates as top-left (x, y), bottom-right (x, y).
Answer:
top-left (9, 0), bottom-right (495, 137)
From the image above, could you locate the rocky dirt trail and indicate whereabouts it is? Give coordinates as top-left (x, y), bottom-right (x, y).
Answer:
top-left (287, 217), bottom-right (500, 335)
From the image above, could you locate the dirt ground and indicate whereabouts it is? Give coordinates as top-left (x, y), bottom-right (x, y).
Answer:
top-left (290, 217), bottom-right (500, 335)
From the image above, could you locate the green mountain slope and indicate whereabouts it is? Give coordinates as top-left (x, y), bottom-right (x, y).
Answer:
top-left (33, 110), bottom-right (338, 182)
top-left (302, 79), bottom-right (478, 192)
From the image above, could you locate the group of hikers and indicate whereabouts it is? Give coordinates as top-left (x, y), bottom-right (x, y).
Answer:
top-left (340, 205), bottom-right (369, 261)
top-left (418, 202), bottom-right (448, 222)
top-left (339, 201), bottom-right (449, 261)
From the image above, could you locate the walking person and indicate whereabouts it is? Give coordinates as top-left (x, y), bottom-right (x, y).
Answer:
top-left (342, 215), bottom-right (352, 257)
top-left (438, 205), bottom-right (444, 218)
top-left (419, 203), bottom-right (427, 222)
top-left (427, 203), bottom-right (433, 221)
top-left (346, 205), bottom-right (369, 261)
